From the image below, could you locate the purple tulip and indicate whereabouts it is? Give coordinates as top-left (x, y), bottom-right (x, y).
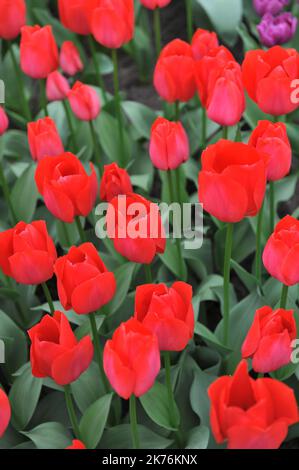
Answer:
top-left (257, 12), bottom-right (297, 47)
top-left (253, 0), bottom-right (289, 16)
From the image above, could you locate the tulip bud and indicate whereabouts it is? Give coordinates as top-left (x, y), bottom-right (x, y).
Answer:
top-left (242, 306), bottom-right (296, 373)
top-left (149, 117), bottom-right (189, 171)
top-left (68, 81), bottom-right (101, 121)
top-left (263, 215), bottom-right (299, 286)
top-left (54, 243), bottom-right (116, 315)
top-left (20, 25), bottom-right (59, 79)
top-left (27, 117), bottom-right (64, 162)
top-left (91, 0), bottom-right (134, 49)
top-left (0, 107), bottom-right (9, 136)
top-left (154, 39), bottom-right (196, 103)
top-left (249, 120), bottom-right (292, 181)
top-left (35, 152), bottom-right (98, 223)
top-left (253, 0), bottom-right (289, 16)
top-left (100, 163), bottom-right (133, 202)
top-left (60, 41), bottom-right (83, 76)
top-left (103, 318), bottom-right (161, 399)
top-left (66, 440), bottom-right (86, 450)
top-left (0, 0), bottom-right (26, 40)
top-left (46, 71), bottom-right (70, 102)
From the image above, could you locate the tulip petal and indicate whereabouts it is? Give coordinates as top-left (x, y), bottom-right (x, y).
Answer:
top-left (71, 272), bottom-right (116, 314)
top-left (9, 249), bottom-right (55, 285)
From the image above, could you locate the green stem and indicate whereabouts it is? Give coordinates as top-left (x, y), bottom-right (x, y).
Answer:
top-left (153, 8), bottom-right (162, 56)
top-left (222, 126), bottom-right (228, 139)
top-left (8, 43), bottom-right (32, 121)
top-left (39, 79), bottom-right (48, 117)
top-left (62, 100), bottom-right (77, 151)
top-left (61, 222), bottom-right (72, 248)
top-left (167, 170), bottom-right (185, 281)
top-left (89, 120), bottom-right (103, 176)
top-left (280, 284), bottom-right (289, 309)
top-left (129, 395), bottom-right (140, 449)
top-left (0, 157), bottom-right (18, 225)
top-left (269, 181), bottom-right (275, 233)
top-left (64, 385), bottom-right (82, 441)
top-left (41, 282), bottom-right (55, 315)
top-left (88, 35), bottom-right (108, 104)
top-left (89, 312), bottom-right (110, 392)
top-left (185, 0), bottom-right (193, 42)
top-left (5, 275), bottom-right (27, 326)
top-left (163, 352), bottom-right (177, 429)
top-left (223, 223), bottom-right (234, 346)
top-left (201, 107), bottom-right (207, 149)
top-left (144, 264), bottom-right (153, 283)
top-left (75, 217), bottom-right (86, 243)
top-left (255, 203), bottom-right (264, 285)
top-left (174, 101), bottom-right (180, 121)
top-left (111, 48), bottom-right (126, 167)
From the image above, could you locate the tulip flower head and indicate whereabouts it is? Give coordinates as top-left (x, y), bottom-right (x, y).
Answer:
top-left (0, 0), bottom-right (26, 40)
top-left (191, 28), bottom-right (219, 61)
top-left (68, 81), bottom-right (101, 121)
top-left (60, 41), bottom-right (83, 76)
top-left (209, 360), bottom-right (298, 449)
top-left (100, 163), bottom-right (133, 202)
top-left (0, 106), bottom-right (9, 136)
top-left (28, 117), bottom-right (64, 162)
top-left (0, 389), bottom-right (11, 438)
top-left (46, 71), bottom-right (70, 102)
top-left (242, 306), bottom-right (296, 373)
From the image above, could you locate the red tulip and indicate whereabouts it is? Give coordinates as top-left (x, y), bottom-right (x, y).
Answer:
top-left (91, 0), bottom-right (134, 49)
top-left (195, 46), bottom-right (245, 126)
top-left (58, 0), bottom-right (99, 35)
top-left (242, 306), bottom-right (296, 373)
top-left (249, 120), bottom-right (292, 181)
top-left (0, 221), bottom-right (57, 285)
top-left (106, 193), bottom-right (166, 264)
top-left (28, 311), bottom-right (93, 385)
top-left (35, 152), bottom-right (98, 223)
top-left (20, 25), bottom-right (59, 79)
top-left (100, 163), bottom-right (133, 202)
top-left (103, 317), bottom-right (160, 399)
top-left (134, 282), bottom-right (194, 351)
top-left (263, 215), bottom-right (299, 286)
top-left (66, 440), bottom-right (86, 450)
top-left (0, 389), bottom-right (11, 438)
top-left (28, 117), bottom-right (64, 162)
top-left (198, 140), bottom-right (268, 223)
top-left (154, 39), bottom-right (196, 103)
top-left (46, 71), bottom-right (70, 102)
top-left (191, 28), bottom-right (219, 61)
top-left (60, 41), bottom-right (83, 76)
top-left (0, 0), bottom-right (26, 40)
top-left (54, 243), bottom-right (116, 315)
top-left (68, 81), bottom-right (101, 121)
top-left (139, 0), bottom-right (171, 9)
top-left (149, 117), bottom-right (189, 171)
top-left (0, 106), bottom-right (9, 136)
top-left (209, 360), bottom-right (299, 449)
top-left (242, 46), bottom-right (299, 116)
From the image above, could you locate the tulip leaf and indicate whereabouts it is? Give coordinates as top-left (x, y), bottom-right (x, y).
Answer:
top-left (140, 381), bottom-right (180, 431)
top-left (108, 262), bottom-right (136, 315)
top-left (22, 422), bottom-right (71, 449)
top-left (72, 363), bottom-right (108, 414)
top-left (11, 163), bottom-right (39, 222)
top-left (0, 310), bottom-right (27, 376)
top-left (185, 425), bottom-right (210, 449)
top-left (159, 240), bottom-right (187, 281)
top-left (122, 101), bottom-right (158, 139)
top-left (9, 363), bottom-right (42, 430)
top-left (79, 393), bottom-right (113, 449)
top-left (99, 424), bottom-right (173, 450)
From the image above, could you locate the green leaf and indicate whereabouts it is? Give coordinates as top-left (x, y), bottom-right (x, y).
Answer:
top-left (99, 424), bottom-right (173, 449)
top-left (9, 363), bottom-right (42, 430)
top-left (22, 422), bottom-right (71, 449)
top-left (186, 425), bottom-right (210, 449)
top-left (159, 240), bottom-right (187, 280)
top-left (72, 363), bottom-right (107, 414)
top-left (190, 365), bottom-right (215, 427)
top-left (11, 163), bottom-right (39, 222)
top-left (195, 322), bottom-right (232, 354)
top-left (195, 0), bottom-right (243, 45)
top-left (109, 263), bottom-right (136, 314)
top-left (79, 393), bottom-right (113, 449)
top-left (122, 101), bottom-right (157, 139)
top-left (0, 310), bottom-right (27, 376)
top-left (97, 111), bottom-right (131, 165)
top-left (140, 381), bottom-right (180, 431)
